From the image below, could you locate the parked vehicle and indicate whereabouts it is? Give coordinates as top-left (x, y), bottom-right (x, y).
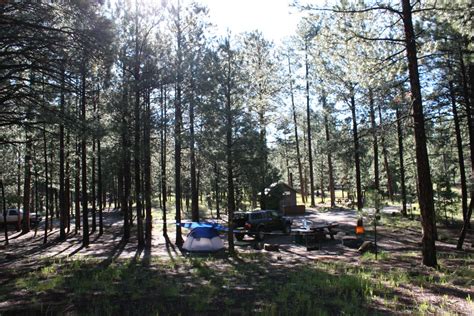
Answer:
top-left (0, 208), bottom-right (42, 226)
top-left (233, 210), bottom-right (292, 241)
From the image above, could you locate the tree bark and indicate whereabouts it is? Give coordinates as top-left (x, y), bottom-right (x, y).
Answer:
top-left (98, 138), bottom-right (103, 236)
top-left (369, 89), bottom-right (379, 193)
top-left (16, 150), bottom-right (21, 231)
top-left (305, 42), bottom-right (315, 206)
top-left (21, 131), bottom-right (32, 234)
top-left (322, 91), bottom-right (335, 207)
top-left (396, 108), bottom-right (407, 216)
top-left (134, 36), bottom-right (144, 248)
top-left (288, 56), bottom-right (305, 204)
top-left (350, 90), bottom-right (363, 210)
top-left (81, 66), bottom-right (89, 247)
top-left (319, 160), bottom-right (325, 203)
top-left (91, 99), bottom-right (97, 233)
top-left (144, 89), bottom-right (152, 247)
top-left (402, 0), bottom-right (437, 266)
top-left (59, 63), bottom-right (66, 240)
top-left (224, 39), bottom-right (235, 254)
top-left (91, 135), bottom-right (96, 233)
top-left (49, 143), bottom-right (54, 231)
top-left (258, 109), bottom-right (268, 210)
top-left (74, 138), bottom-right (80, 234)
top-left (378, 103), bottom-right (394, 201)
top-left (160, 85), bottom-right (168, 240)
top-left (130, 2), bottom-right (144, 247)
top-left (449, 80), bottom-right (467, 223)
top-left (190, 84), bottom-right (199, 222)
top-left (43, 128), bottom-right (49, 243)
top-left (121, 62), bottom-right (131, 241)
top-left (226, 96), bottom-right (235, 254)
top-left (214, 162), bottom-right (220, 219)
top-left (457, 52), bottom-right (474, 249)
top-left (65, 129), bottom-right (71, 233)
top-left (97, 89), bottom-right (103, 235)
top-left (123, 136), bottom-right (131, 239)
top-left (2, 179), bottom-right (8, 245)
top-left (174, 6), bottom-right (184, 247)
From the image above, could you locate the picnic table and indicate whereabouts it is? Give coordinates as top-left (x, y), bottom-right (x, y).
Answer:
top-left (292, 222), bottom-right (339, 250)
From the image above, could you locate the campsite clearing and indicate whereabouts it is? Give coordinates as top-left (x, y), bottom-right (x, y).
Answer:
top-left (0, 207), bottom-right (472, 315)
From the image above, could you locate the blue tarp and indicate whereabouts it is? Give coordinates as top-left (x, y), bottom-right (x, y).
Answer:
top-left (178, 221), bottom-right (228, 231)
top-left (189, 226), bottom-right (220, 239)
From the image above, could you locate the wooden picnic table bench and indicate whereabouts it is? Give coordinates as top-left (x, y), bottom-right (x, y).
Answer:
top-left (310, 223), bottom-right (339, 240)
top-left (292, 222), bottom-right (339, 250)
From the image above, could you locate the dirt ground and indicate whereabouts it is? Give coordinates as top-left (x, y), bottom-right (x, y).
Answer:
top-left (0, 206), bottom-right (473, 315)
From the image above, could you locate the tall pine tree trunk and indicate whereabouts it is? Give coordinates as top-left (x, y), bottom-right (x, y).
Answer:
top-left (224, 41), bottom-right (235, 254)
top-left (457, 51), bottom-right (474, 249)
top-left (378, 103), bottom-right (394, 201)
top-left (369, 89), bottom-right (379, 193)
top-left (449, 80), bottom-right (467, 223)
top-left (91, 129), bottom-right (97, 233)
top-left (322, 91), bottom-right (335, 207)
top-left (396, 108), bottom-right (407, 216)
top-left (350, 90), bottom-right (363, 210)
top-left (1, 179), bottom-right (7, 245)
top-left (16, 149), bottom-right (21, 231)
top-left (190, 86), bottom-right (199, 222)
top-left (22, 131), bottom-right (32, 234)
top-left (65, 129), bottom-right (71, 233)
top-left (98, 137), bottom-right (103, 236)
top-left (121, 135), bottom-right (132, 241)
top-left (59, 63), bottom-right (66, 240)
top-left (133, 4), bottom-right (144, 248)
top-left (174, 82), bottom-right (183, 246)
top-left (33, 157), bottom-right (38, 237)
top-left (91, 92), bottom-right (99, 232)
top-left (81, 66), bottom-right (89, 247)
top-left (174, 8), bottom-right (184, 247)
top-left (258, 110), bottom-right (268, 210)
top-left (74, 138), bottom-right (80, 234)
top-left (305, 42), bottom-right (315, 206)
top-left (214, 162), bottom-right (220, 219)
top-left (144, 90), bottom-right (152, 247)
top-left (49, 148), bottom-right (54, 231)
top-left (160, 85), bottom-right (168, 240)
top-left (289, 56), bottom-right (305, 204)
top-left (319, 160), bottom-right (325, 203)
top-left (226, 91), bottom-right (235, 254)
top-left (43, 128), bottom-right (49, 243)
top-left (402, 0), bottom-right (437, 266)
top-left (96, 89), bottom-right (103, 235)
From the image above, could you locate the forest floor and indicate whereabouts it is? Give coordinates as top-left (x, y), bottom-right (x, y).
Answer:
top-left (0, 205), bottom-right (473, 315)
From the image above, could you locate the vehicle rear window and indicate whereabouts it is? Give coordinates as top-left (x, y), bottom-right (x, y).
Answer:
top-left (250, 212), bottom-right (265, 220)
top-left (234, 213), bottom-right (248, 220)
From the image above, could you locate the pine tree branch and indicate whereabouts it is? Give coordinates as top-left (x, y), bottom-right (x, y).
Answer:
top-left (294, 3), bottom-right (403, 18)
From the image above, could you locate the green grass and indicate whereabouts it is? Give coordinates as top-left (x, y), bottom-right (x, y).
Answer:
top-left (260, 265), bottom-right (374, 315)
top-left (3, 250), bottom-right (472, 315)
top-left (360, 251), bottom-right (391, 262)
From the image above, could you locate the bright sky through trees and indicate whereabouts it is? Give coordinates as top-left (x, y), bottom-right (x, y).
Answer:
top-left (200, 0), bottom-right (304, 42)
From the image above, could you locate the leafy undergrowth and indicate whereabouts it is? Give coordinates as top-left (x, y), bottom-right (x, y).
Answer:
top-left (1, 248), bottom-right (472, 315)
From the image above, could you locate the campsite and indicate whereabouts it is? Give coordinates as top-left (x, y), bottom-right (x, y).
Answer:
top-left (1, 0), bottom-right (474, 314)
top-left (1, 200), bottom-right (473, 314)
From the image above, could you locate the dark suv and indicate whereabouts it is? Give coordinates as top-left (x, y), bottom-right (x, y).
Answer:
top-left (233, 210), bottom-right (292, 241)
